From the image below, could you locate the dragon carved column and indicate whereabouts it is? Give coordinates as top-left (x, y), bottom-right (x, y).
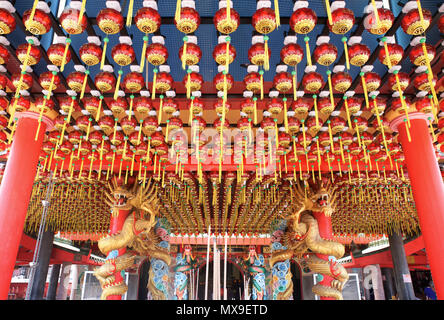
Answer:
top-left (269, 219), bottom-right (293, 300)
top-left (148, 217), bottom-right (171, 300)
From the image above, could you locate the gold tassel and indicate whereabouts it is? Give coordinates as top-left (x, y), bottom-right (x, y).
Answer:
top-left (370, 0), bottom-right (381, 27)
top-left (283, 97), bottom-right (288, 132)
top-left (327, 120), bottom-right (334, 152)
top-left (186, 70), bottom-right (191, 99)
top-left (274, 0), bottom-right (280, 28)
top-left (327, 70), bottom-right (335, 110)
top-left (325, 0), bottom-right (333, 26)
top-left (128, 95), bottom-right (134, 120)
top-left (78, 0), bottom-right (87, 24)
top-left (182, 37), bottom-right (188, 70)
top-left (342, 37), bottom-right (350, 70)
top-left (360, 72), bottom-right (370, 110)
top-left (157, 94), bottom-right (163, 124)
top-left (60, 39), bottom-right (71, 72)
top-left (96, 96), bottom-right (103, 122)
top-left (80, 71), bottom-right (89, 100)
top-left (140, 35), bottom-right (149, 72)
top-left (292, 69), bottom-right (297, 101)
top-left (253, 97), bottom-right (258, 124)
top-left (114, 70), bottom-right (123, 100)
top-left (382, 39), bottom-right (392, 69)
top-left (264, 36), bottom-right (269, 71)
top-left (126, 0), bottom-right (134, 27)
top-left (175, 0), bottom-right (182, 22)
top-left (304, 36), bottom-right (312, 66)
top-left (313, 94), bottom-right (319, 128)
top-left (225, 38), bottom-right (231, 73)
top-left (27, 0), bottom-right (40, 27)
top-left (100, 37), bottom-right (109, 70)
top-left (343, 96), bottom-right (353, 130)
top-left (259, 70), bottom-right (264, 100)
top-left (152, 68), bottom-right (158, 100)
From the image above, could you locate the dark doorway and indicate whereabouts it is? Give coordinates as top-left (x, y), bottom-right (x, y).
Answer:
top-left (290, 262), bottom-right (302, 300)
top-left (197, 260), bottom-right (244, 300)
top-left (137, 259), bottom-right (150, 300)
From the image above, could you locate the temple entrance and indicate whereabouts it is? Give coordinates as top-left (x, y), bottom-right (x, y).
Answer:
top-left (196, 260), bottom-right (244, 300)
top-left (137, 259), bottom-right (150, 300)
top-left (290, 262), bottom-right (302, 300)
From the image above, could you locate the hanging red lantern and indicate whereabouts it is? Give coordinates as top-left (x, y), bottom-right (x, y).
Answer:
top-left (318, 97), bottom-right (334, 116)
top-left (261, 116), bottom-right (275, 132)
top-left (213, 42), bottom-right (236, 66)
top-left (268, 98), bottom-right (283, 115)
top-left (59, 96), bottom-right (80, 113)
top-left (318, 131), bottom-right (331, 147)
top-left (60, 140), bottom-right (74, 154)
top-left (288, 116), bottom-right (300, 134)
top-left (11, 73), bottom-right (33, 91)
top-left (175, 7), bottom-right (200, 34)
top-left (273, 72), bottom-right (293, 94)
top-left (290, 7), bottom-right (317, 34)
top-left (183, 72), bottom-right (203, 93)
top-left (364, 8), bottom-right (394, 35)
top-left (214, 6), bottom-right (240, 34)
top-left (214, 98), bottom-right (231, 115)
top-left (0, 44), bottom-right (10, 65)
top-left (328, 7), bottom-right (355, 34)
top-left (188, 97), bottom-right (204, 115)
top-left (153, 72), bottom-right (173, 94)
top-left (97, 8), bottom-right (124, 34)
top-left (134, 96), bottom-right (152, 114)
top-left (280, 43), bottom-right (304, 67)
top-left (401, 8), bottom-right (432, 35)
top-left (134, 6), bottom-right (161, 34)
top-left (409, 43), bottom-right (436, 66)
top-left (67, 130), bottom-right (82, 145)
top-left (179, 42), bottom-right (202, 67)
top-left (349, 43), bottom-right (371, 67)
top-left (98, 115), bottom-right (114, 132)
top-left (414, 72), bottom-right (437, 92)
top-left (240, 98), bottom-right (255, 115)
top-left (0, 8), bottom-right (16, 34)
top-left (439, 14), bottom-right (444, 34)
top-left (391, 97), bottom-right (411, 114)
top-left (340, 131), bottom-right (353, 145)
top-left (237, 117), bottom-right (251, 132)
top-left (243, 72), bottom-right (262, 93)
top-left (16, 43), bottom-right (41, 66)
top-left (120, 116), bottom-right (138, 133)
top-left (291, 97), bottom-right (311, 115)
top-left (332, 72), bottom-right (352, 93)
top-left (363, 72), bottom-right (381, 92)
top-left (9, 96), bottom-right (30, 113)
top-left (109, 97), bottom-right (128, 115)
top-left (142, 116), bottom-right (158, 137)
top-left (278, 131), bottom-right (291, 148)
top-left (415, 96), bottom-right (433, 114)
top-left (59, 8), bottom-right (88, 35)
top-left (313, 43), bottom-right (338, 66)
top-left (344, 96), bottom-right (361, 114)
top-left (213, 72), bottom-right (234, 92)
top-left (378, 43), bottom-right (404, 67)
top-left (348, 142), bottom-right (361, 156)
top-left (76, 115), bottom-right (90, 132)
top-left (162, 98), bottom-right (178, 116)
top-left (95, 71), bottom-right (116, 93)
top-left (372, 116), bottom-right (390, 132)
top-left (248, 43), bottom-right (271, 67)
top-left (302, 72), bottom-right (324, 93)
top-left (66, 72), bottom-right (85, 92)
top-left (388, 72), bottom-right (410, 91)
top-left (306, 116), bottom-right (322, 135)
top-left (39, 71), bottom-right (61, 91)
top-left (23, 8), bottom-right (51, 35)
top-left (112, 43), bottom-right (136, 66)
top-left (123, 72), bottom-right (145, 93)
top-left (146, 42), bottom-right (169, 66)
top-left (34, 96), bottom-right (54, 112)
top-left (252, 7), bottom-right (276, 34)
top-left (47, 43), bottom-right (72, 67)
top-left (89, 131), bottom-right (103, 146)
top-left (331, 117), bottom-right (346, 134)
top-left (82, 96), bottom-right (100, 115)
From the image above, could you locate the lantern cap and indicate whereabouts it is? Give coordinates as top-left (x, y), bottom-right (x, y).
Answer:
top-left (130, 65), bottom-right (142, 73)
top-left (364, 1), bottom-right (382, 14)
top-left (0, 36), bottom-right (10, 46)
top-left (159, 65), bottom-right (170, 73)
top-left (305, 65), bottom-right (317, 73)
top-left (333, 65), bottom-right (345, 73)
top-left (415, 66), bottom-right (427, 73)
top-left (143, 1), bottom-right (158, 10)
top-left (119, 36), bottom-right (132, 46)
top-left (252, 35), bottom-right (265, 45)
top-left (379, 36), bottom-right (396, 46)
top-left (276, 65), bottom-right (288, 73)
top-left (25, 36), bottom-right (40, 46)
top-left (401, 1), bottom-right (420, 13)
top-left (348, 36), bottom-right (362, 46)
top-left (181, 1), bottom-right (196, 9)
top-left (269, 90), bottom-right (279, 98)
top-left (388, 65), bottom-right (401, 73)
top-left (152, 36), bottom-right (165, 45)
top-left (316, 36), bottom-right (330, 46)
top-left (331, 1), bottom-right (346, 11)
top-left (284, 35), bottom-right (297, 45)
top-left (74, 65), bottom-right (86, 73)
top-left (140, 90), bottom-right (150, 97)
top-left (293, 1), bottom-right (309, 11)
top-left (106, 1), bottom-right (122, 11)
top-left (247, 65), bottom-right (259, 73)
top-left (319, 91), bottom-right (329, 98)
top-left (166, 90), bottom-right (176, 98)
top-left (0, 1), bottom-right (16, 12)
top-left (218, 0), bottom-right (233, 9)
top-left (256, 1), bottom-right (271, 9)
top-left (243, 91), bottom-right (253, 98)
top-left (90, 90), bottom-right (101, 97)
top-left (361, 65), bottom-right (374, 73)
top-left (102, 65), bottom-right (114, 73)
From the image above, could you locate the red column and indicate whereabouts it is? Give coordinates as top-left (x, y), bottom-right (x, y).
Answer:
top-left (106, 209), bottom-right (130, 300)
top-left (312, 212), bottom-right (335, 300)
top-left (390, 113), bottom-right (444, 300)
top-left (0, 114), bottom-right (51, 299)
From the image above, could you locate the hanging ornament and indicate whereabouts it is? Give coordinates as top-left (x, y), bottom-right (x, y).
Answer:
top-left (388, 72), bottom-right (409, 92)
top-left (302, 72), bottom-right (324, 93)
top-left (364, 7), bottom-right (394, 35)
top-left (38, 71), bottom-right (60, 92)
top-left (179, 40), bottom-right (202, 70)
top-left (59, 7), bottom-right (88, 35)
top-left (94, 71), bottom-right (116, 93)
top-left (183, 71), bottom-right (203, 94)
top-left (318, 97), bottom-right (334, 116)
top-left (248, 42), bottom-right (271, 71)
top-left (415, 96), bottom-right (433, 114)
top-left (123, 71), bottom-right (145, 93)
top-left (290, 6), bottom-right (317, 34)
top-left (213, 40), bottom-right (236, 68)
top-left (280, 42), bottom-right (304, 67)
top-left (214, 1), bottom-right (240, 34)
top-left (401, 6), bottom-right (432, 35)
top-left (146, 42), bottom-right (169, 66)
top-left (66, 71), bottom-right (85, 93)
top-left (414, 72), bottom-right (436, 92)
top-left (0, 8), bottom-right (16, 34)
top-left (16, 42), bottom-right (41, 68)
top-left (267, 97), bottom-right (284, 116)
top-left (313, 43), bottom-right (338, 66)
top-left (0, 44), bottom-right (10, 65)
top-left (349, 43), bottom-right (371, 67)
top-left (213, 71), bottom-right (234, 92)
top-left (291, 97), bottom-right (311, 115)
top-left (330, 116), bottom-right (346, 134)
top-left (273, 72), bottom-right (293, 94)
top-left (378, 41), bottom-right (404, 68)
top-left (23, 7), bottom-right (51, 35)
top-left (97, 8), bottom-right (124, 70)
top-left (11, 73), bottom-right (33, 92)
top-left (327, 5), bottom-right (354, 35)
top-left (252, 6), bottom-right (277, 35)
top-left (47, 42), bottom-right (72, 70)
top-left (214, 98), bottom-right (231, 116)
top-left (363, 71), bottom-right (381, 93)
top-left (175, 6), bottom-right (200, 34)
top-left (409, 42), bottom-right (436, 67)
top-left (152, 71), bottom-right (173, 98)
top-left (332, 71), bottom-right (352, 93)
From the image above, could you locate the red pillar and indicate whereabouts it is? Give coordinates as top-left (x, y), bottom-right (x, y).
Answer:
top-left (106, 209), bottom-right (130, 300)
top-left (0, 113), bottom-right (52, 299)
top-left (390, 112), bottom-right (444, 300)
top-left (312, 212), bottom-right (335, 300)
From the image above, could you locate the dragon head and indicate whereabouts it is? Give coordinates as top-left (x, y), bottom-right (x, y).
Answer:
top-left (310, 182), bottom-right (336, 217)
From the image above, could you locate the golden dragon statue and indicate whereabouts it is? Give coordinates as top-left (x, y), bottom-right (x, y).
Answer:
top-left (94, 177), bottom-right (171, 300)
top-left (269, 180), bottom-right (349, 300)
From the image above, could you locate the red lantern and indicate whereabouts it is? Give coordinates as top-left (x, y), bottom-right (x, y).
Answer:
top-left (120, 116), bottom-right (138, 133)
top-left (378, 43), bottom-right (404, 67)
top-left (134, 96), bottom-right (152, 114)
top-left (243, 72), bottom-right (262, 93)
top-left (83, 96), bottom-right (100, 115)
top-left (188, 97), bottom-right (204, 115)
top-left (109, 130), bottom-right (125, 146)
top-left (109, 97), bottom-right (128, 115)
top-left (179, 42), bottom-right (202, 67)
top-left (76, 115), bottom-right (90, 132)
top-left (183, 72), bottom-right (203, 92)
top-left (273, 72), bottom-right (293, 93)
top-left (10, 96), bottom-right (30, 113)
top-left (318, 97), bottom-right (334, 116)
top-left (409, 43), bottom-right (436, 66)
top-left (0, 44), bottom-right (10, 65)
top-left (388, 72), bottom-right (409, 91)
top-left (123, 72), bottom-right (145, 93)
top-left (364, 8), bottom-right (394, 35)
top-left (175, 7), bottom-right (200, 34)
top-left (95, 72), bottom-right (116, 92)
top-left (401, 8), bottom-right (432, 35)
top-left (340, 131), bottom-right (353, 145)
top-left (328, 7), bottom-right (355, 34)
top-left (213, 42), bottom-right (236, 66)
top-left (415, 97), bottom-right (433, 114)
top-left (306, 116), bottom-right (322, 135)
top-left (213, 72), bottom-right (234, 92)
top-left (0, 8), bottom-right (16, 34)
top-left (134, 7), bottom-right (161, 34)
top-left (302, 72), bottom-right (324, 93)
top-left (313, 43), bottom-right (338, 66)
top-left (214, 7), bottom-right (240, 34)
top-left (35, 97), bottom-right (54, 112)
top-left (391, 97), bottom-right (411, 114)
top-left (288, 116), bottom-right (300, 134)
top-left (142, 116), bottom-right (158, 136)
top-left (66, 72), bottom-right (85, 92)
top-left (280, 43), bottom-right (304, 67)
top-left (68, 130), bottom-right (82, 145)
top-left (23, 8), bottom-right (51, 35)
top-left (60, 140), bottom-right (74, 154)
top-left (79, 43), bottom-right (103, 66)
top-left (252, 7), bottom-right (276, 34)
top-left (290, 8), bottom-right (317, 34)
top-left (240, 98), bottom-right (255, 115)
top-left (318, 131), bottom-right (331, 147)
top-left (344, 96), bottom-right (361, 114)
top-left (439, 14), bottom-right (444, 34)
top-left (348, 142), bottom-right (361, 156)
top-left (47, 43), bottom-right (72, 67)
top-left (248, 43), bottom-right (270, 67)
top-left (16, 43), bottom-right (41, 66)
top-left (261, 116), bottom-right (275, 132)
top-left (414, 72), bottom-right (437, 92)
top-left (146, 43), bottom-right (169, 66)
top-left (59, 8), bottom-right (87, 35)
top-left (39, 71), bottom-right (60, 91)
top-left (331, 117), bottom-right (346, 134)
top-left (348, 43), bottom-right (371, 67)
top-left (363, 72), bottom-right (381, 92)
top-left (59, 96), bottom-right (80, 113)
top-left (98, 116), bottom-right (114, 132)
top-left (292, 97), bottom-right (311, 114)
top-left (112, 43), bottom-right (136, 66)
top-left (278, 131), bottom-right (291, 148)
top-left (89, 131), bottom-right (103, 145)
top-left (268, 98), bottom-right (283, 115)
top-left (97, 8), bottom-right (124, 34)
top-left (153, 72), bottom-right (173, 93)
top-left (162, 98), bottom-right (178, 115)
top-left (332, 72), bottom-right (352, 93)
top-left (0, 74), bottom-right (7, 90)
top-left (11, 73), bottom-right (33, 91)
top-left (214, 98), bottom-right (231, 115)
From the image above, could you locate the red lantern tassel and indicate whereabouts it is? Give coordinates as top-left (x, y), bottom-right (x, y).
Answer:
top-left (264, 36), bottom-right (270, 71)
top-left (274, 0), bottom-right (280, 28)
top-left (114, 70), bottom-right (123, 100)
top-left (80, 70), bottom-right (89, 99)
top-left (78, 0), bottom-right (87, 25)
top-left (140, 35), bottom-right (149, 73)
top-left (126, 0), bottom-right (134, 27)
top-left (60, 38), bottom-right (71, 72)
top-left (152, 68), bottom-right (158, 100)
top-left (27, 0), bottom-right (39, 26)
top-left (100, 37), bottom-right (109, 70)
